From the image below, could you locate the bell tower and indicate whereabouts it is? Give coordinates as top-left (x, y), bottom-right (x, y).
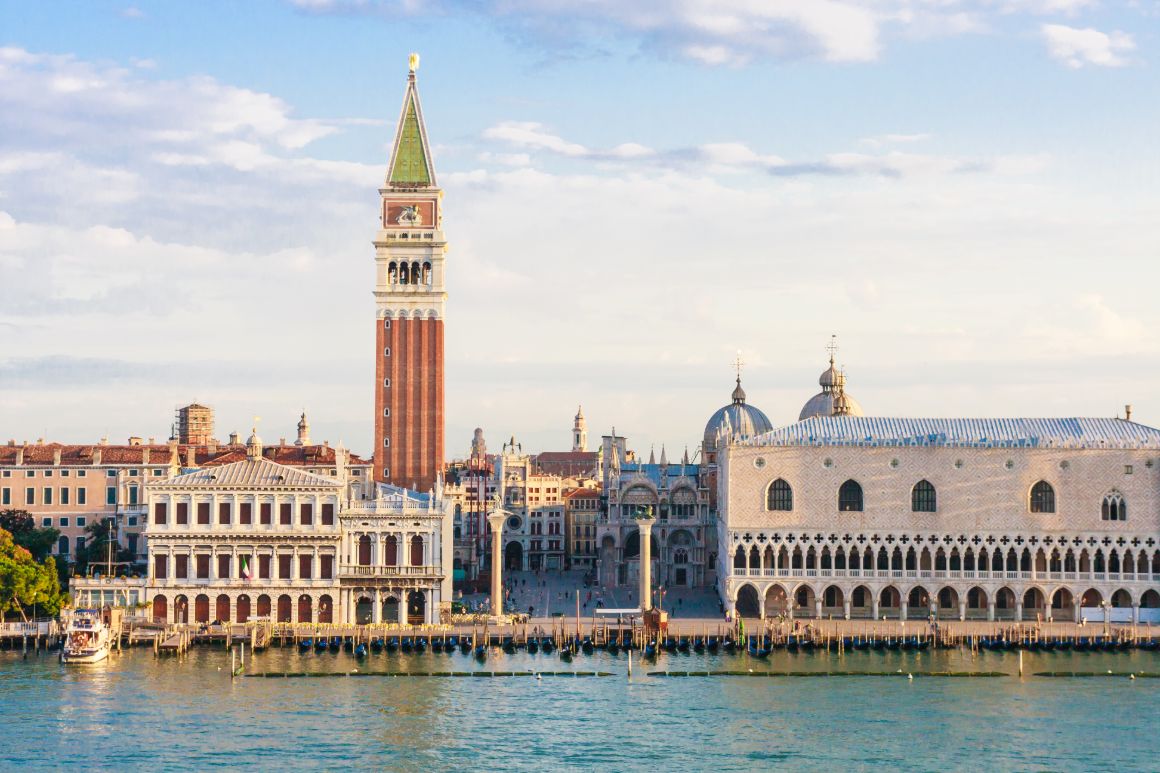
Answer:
top-left (373, 54), bottom-right (446, 491)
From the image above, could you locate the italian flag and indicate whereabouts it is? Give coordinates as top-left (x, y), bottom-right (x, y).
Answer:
top-left (240, 556), bottom-right (253, 581)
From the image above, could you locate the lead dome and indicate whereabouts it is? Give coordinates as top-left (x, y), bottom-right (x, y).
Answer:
top-left (704, 377), bottom-right (773, 449)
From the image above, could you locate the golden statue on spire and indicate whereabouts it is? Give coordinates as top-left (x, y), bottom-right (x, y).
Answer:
top-left (409, 52), bottom-right (420, 73)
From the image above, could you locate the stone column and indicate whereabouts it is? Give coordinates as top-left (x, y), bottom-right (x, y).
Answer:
top-left (843, 599), bottom-right (851, 620)
top-left (958, 599), bottom-right (966, 622)
top-left (987, 600), bottom-right (996, 622)
top-left (398, 592), bottom-right (408, 624)
top-left (1132, 603), bottom-right (1140, 625)
top-left (487, 511), bottom-right (505, 617)
top-left (871, 598), bottom-right (879, 620)
top-left (814, 599), bottom-right (822, 619)
top-left (373, 589), bottom-right (381, 624)
top-left (1073, 600), bottom-right (1082, 624)
top-left (900, 601), bottom-right (908, 622)
top-left (639, 518), bottom-right (654, 611)
top-left (1015, 601), bottom-right (1023, 622)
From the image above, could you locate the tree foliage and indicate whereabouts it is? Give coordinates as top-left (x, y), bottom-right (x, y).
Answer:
top-left (0, 509), bottom-right (59, 562)
top-left (0, 528), bottom-right (68, 621)
top-left (74, 517), bottom-right (134, 576)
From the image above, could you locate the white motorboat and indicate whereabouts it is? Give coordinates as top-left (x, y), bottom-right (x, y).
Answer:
top-left (61, 609), bottom-right (112, 664)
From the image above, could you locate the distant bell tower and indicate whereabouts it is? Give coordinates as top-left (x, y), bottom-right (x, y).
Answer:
top-left (573, 406), bottom-right (587, 452)
top-left (373, 53), bottom-right (446, 491)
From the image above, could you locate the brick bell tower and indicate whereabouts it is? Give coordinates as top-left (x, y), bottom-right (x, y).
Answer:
top-left (373, 54), bottom-right (446, 491)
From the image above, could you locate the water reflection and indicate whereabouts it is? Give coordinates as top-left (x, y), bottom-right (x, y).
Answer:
top-left (1, 647), bottom-right (1157, 770)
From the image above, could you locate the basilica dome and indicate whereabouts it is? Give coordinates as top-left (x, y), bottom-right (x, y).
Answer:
top-left (704, 378), bottom-right (773, 448)
top-left (799, 354), bottom-right (864, 421)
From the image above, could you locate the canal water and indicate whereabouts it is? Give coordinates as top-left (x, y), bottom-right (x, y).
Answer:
top-left (1, 646), bottom-right (1157, 771)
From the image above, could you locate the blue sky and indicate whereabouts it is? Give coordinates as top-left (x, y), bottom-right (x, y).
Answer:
top-left (1, 0), bottom-right (1157, 458)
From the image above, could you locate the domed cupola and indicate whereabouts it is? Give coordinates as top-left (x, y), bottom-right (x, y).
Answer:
top-left (704, 375), bottom-right (773, 450)
top-left (799, 336), bottom-right (864, 421)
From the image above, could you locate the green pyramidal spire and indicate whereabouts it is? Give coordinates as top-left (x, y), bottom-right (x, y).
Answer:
top-left (388, 66), bottom-right (433, 187)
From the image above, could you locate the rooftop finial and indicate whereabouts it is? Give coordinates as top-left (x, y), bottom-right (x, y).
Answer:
top-left (733, 350), bottom-right (744, 384)
top-left (827, 334), bottom-right (839, 365)
top-left (409, 52), bottom-right (420, 74)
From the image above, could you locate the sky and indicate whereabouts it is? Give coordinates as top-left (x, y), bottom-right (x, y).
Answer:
top-left (0, 0), bottom-right (1158, 461)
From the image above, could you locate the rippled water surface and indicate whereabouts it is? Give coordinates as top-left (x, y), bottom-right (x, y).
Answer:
top-left (2, 646), bottom-right (1157, 771)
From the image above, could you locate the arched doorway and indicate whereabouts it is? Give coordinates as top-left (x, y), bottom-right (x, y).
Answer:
top-left (355, 596), bottom-right (373, 625)
top-left (1051, 588), bottom-right (1074, 621)
top-left (1111, 589), bottom-right (1131, 608)
top-left (736, 584), bottom-right (759, 618)
top-left (152, 595), bottom-right (168, 624)
top-left (623, 530), bottom-right (658, 559)
top-left (879, 586), bottom-right (901, 618)
top-left (505, 541), bottom-right (523, 571)
top-left (850, 585), bottom-right (872, 618)
top-left (908, 586), bottom-right (930, 613)
top-left (966, 586), bottom-right (988, 619)
top-left (298, 594), bottom-right (312, 623)
top-left (276, 594), bottom-right (292, 623)
top-left (215, 594), bottom-right (231, 623)
top-left (318, 594), bottom-right (333, 624)
top-left (407, 590), bottom-right (426, 624)
top-left (194, 594), bottom-right (210, 623)
top-left (765, 584), bottom-right (789, 617)
top-left (822, 585), bottom-right (844, 613)
top-left (358, 535), bottom-right (372, 566)
top-left (1081, 588), bottom-right (1102, 608)
top-left (1023, 588), bottom-right (1046, 621)
top-left (174, 595), bottom-right (189, 624)
top-left (937, 587), bottom-right (958, 617)
top-left (236, 595), bottom-right (251, 623)
top-left (795, 585), bottom-right (816, 617)
top-left (995, 587), bottom-right (1016, 620)
top-left (382, 596), bottom-right (400, 624)
top-left (257, 594), bottom-right (271, 619)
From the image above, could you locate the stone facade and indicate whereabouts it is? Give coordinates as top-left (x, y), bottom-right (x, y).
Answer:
top-left (718, 417), bottom-right (1160, 623)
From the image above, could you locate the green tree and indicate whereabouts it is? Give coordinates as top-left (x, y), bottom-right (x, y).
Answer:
top-left (0, 528), bottom-right (68, 621)
top-left (0, 509), bottom-right (60, 562)
top-left (74, 517), bottom-right (133, 576)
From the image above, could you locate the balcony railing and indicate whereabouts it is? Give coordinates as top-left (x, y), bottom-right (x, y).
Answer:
top-left (731, 567), bottom-right (1156, 584)
top-left (339, 564), bottom-right (442, 578)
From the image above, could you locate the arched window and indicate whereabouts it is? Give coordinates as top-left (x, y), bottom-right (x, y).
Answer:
top-left (1101, 492), bottom-right (1126, 521)
top-left (838, 480), bottom-right (863, 512)
top-left (1029, 481), bottom-right (1055, 513)
top-left (766, 479), bottom-right (793, 511)
top-left (911, 480), bottom-right (936, 512)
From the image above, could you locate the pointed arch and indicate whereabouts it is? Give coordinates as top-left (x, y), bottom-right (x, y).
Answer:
top-left (1029, 480), bottom-right (1055, 513)
top-left (766, 478), bottom-right (793, 511)
top-left (838, 480), bottom-right (863, 512)
top-left (911, 479), bottom-right (936, 512)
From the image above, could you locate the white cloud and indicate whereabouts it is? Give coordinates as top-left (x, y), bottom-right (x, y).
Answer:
top-left (284, 0), bottom-right (1133, 67)
top-left (1041, 24), bottom-right (1135, 68)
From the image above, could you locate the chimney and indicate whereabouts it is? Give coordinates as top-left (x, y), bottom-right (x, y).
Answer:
top-left (142, 447), bottom-right (151, 465)
top-left (207, 439), bottom-right (218, 453)
top-left (93, 448), bottom-right (102, 466)
top-left (1125, 404), bottom-right (1133, 422)
top-left (15, 446), bottom-right (24, 466)
top-left (148, 436), bottom-right (155, 445)
top-left (229, 431), bottom-right (239, 445)
top-left (53, 447), bottom-right (61, 466)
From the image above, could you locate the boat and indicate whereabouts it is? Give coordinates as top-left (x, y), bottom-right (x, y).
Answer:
top-left (354, 643), bottom-right (368, 658)
top-left (61, 609), bottom-right (113, 665)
